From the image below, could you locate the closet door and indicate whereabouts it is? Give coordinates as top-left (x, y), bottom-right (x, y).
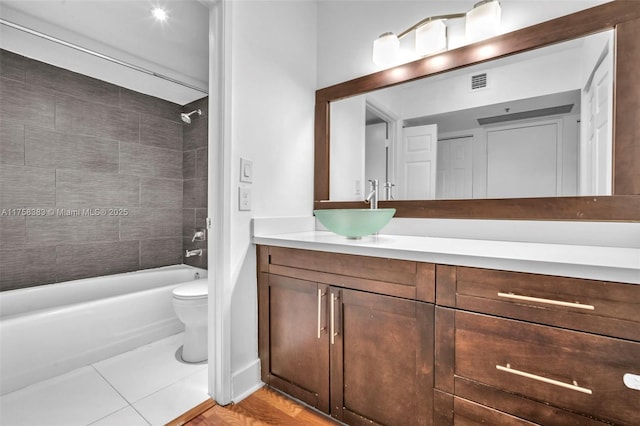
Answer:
top-left (486, 121), bottom-right (560, 198)
top-left (330, 287), bottom-right (435, 425)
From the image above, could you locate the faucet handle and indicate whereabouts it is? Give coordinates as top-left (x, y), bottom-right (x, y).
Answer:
top-left (192, 229), bottom-right (206, 242)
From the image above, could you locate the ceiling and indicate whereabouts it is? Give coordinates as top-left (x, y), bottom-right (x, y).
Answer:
top-left (0, 0), bottom-right (209, 105)
top-left (402, 90), bottom-right (581, 134)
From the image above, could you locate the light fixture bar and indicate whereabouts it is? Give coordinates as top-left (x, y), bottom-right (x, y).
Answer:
top-left (373, 12), bottom-right (467, 66)
top-left (372, 0), bottom-right (501, 67)
top-left (397, 13), bottom-right (466, 39)
top-left (0, 18), bottom-right (208, 94)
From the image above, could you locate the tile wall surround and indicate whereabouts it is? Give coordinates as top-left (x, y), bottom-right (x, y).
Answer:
top-left (0, 49), bottom-right (208, 291)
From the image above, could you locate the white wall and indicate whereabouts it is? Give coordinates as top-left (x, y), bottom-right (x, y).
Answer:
top-left (223, 0), bottom-right (316, 401)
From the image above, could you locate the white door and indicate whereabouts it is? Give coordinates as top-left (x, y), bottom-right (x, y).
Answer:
top-left (581, 49), bottom-right (613, 195)
top-left (436, 136), bottom-right (473, 199)
top-left (397, 124), bottom-right (438, 199)
top-left (486, 122), bottom-right (559, 198)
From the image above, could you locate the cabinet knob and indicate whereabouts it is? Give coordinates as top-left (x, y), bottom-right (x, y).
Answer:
top-left (623, 373), bottom-right (640, 391)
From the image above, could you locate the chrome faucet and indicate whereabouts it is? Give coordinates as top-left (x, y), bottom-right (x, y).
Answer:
top-left (365, 179), bottom-right (379, 209)
top-left (185, 248), bottom-right (203, 257)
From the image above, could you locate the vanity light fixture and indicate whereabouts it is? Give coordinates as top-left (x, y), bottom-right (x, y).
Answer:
top-left (372, 0), bottom-right (501, 67)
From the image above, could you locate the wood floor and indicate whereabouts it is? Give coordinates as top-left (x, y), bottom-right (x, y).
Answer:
top-left (168, 387), bottom-right (340, 426)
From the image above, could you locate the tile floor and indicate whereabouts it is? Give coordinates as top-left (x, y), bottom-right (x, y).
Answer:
top-left (0, 333), bottom-right (209, 426)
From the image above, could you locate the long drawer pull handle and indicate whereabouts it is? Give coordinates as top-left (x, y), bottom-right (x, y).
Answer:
top-left (496, 364), bottom-right (593, 395)
top-left (330, 292), bottom-right (338, 345)
top-left (497, 292), bottom-right (594, 310)
top-left (317, 289), bottom-right (323, 339)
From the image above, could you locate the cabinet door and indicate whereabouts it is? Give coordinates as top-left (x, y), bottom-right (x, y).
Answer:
top-left (258, 273), bottom-right (330, 412)
top-left (330, 288), bottom-right (434, 426)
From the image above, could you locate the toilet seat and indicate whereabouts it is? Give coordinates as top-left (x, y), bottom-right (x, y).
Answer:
top-left (172, 282), bottom-right (208, 300)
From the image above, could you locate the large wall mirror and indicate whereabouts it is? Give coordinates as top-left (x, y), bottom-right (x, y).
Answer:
top-left (315, 1), bottom-right (640, 221)
top-left (330, 31), bottom-right (614, 201)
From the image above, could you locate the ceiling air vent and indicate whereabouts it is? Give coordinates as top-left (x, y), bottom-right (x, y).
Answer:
top-left (471, 73), bottom-right (487, 90)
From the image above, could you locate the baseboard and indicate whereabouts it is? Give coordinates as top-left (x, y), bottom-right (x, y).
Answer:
top-left (231, 358), bottom-right (263, 403)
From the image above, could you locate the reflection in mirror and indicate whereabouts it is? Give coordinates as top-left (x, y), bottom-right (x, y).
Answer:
top-left (330, 30), bottom-right (614, 202)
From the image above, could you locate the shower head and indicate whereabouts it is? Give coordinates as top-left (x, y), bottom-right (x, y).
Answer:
top-left (181, 109), bottom-right (202, 124)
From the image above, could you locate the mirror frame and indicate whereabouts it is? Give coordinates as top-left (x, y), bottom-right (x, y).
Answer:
top-left (314, 0), bottom-right (640, 221)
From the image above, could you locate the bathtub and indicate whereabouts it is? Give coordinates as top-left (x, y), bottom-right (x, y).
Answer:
top-left (0, 265), bottom-right (207, 395)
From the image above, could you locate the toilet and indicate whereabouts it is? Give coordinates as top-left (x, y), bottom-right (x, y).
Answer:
top-left (172, 281), bottom-right (208, 363)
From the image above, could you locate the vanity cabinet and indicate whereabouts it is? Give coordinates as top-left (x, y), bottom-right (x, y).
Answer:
top-left (257, 246), bottom-right (435, 425)
top-left (435, 266), bottom-right (640, 425)
top-left (257, 246), bottom-right (639, 425)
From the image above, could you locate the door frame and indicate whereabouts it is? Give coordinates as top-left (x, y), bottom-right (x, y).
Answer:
top-left (206, 0), bottom-right (233, 405)
top-left (366, 99), bottom-right (399, 195)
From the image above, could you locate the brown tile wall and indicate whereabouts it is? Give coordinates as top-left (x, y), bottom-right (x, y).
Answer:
top-left (0, 49), bottom-right (207, 291)
top-left (182, 97), bottom-right (208, 269)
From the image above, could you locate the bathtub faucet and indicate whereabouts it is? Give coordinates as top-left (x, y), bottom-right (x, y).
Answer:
top-left (185, 249), bottom-right (203, 257)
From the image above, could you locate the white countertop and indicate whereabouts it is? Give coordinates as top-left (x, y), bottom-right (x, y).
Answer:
top-left (253, 230), bottom-right (640, 285)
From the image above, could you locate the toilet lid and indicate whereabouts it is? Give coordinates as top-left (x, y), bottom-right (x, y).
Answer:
top-left (173, 281), bottom-right (208, 299)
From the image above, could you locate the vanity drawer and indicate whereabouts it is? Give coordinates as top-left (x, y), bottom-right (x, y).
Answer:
top-left (264, 246), bottom-right (435, 302)
top-left (454, 311), bottom-right (640, 425)
top-left (439, 266), bottom-right (640, 341)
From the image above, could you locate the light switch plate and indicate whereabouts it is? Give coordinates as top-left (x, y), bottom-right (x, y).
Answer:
top-left (239, 186), bottom-right (251, 211)
top-left (240, 158), bottom-right (253, 183)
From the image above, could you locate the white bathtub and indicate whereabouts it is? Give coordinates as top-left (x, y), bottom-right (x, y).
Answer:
top-left (0, 265), bottom-right (207, 395)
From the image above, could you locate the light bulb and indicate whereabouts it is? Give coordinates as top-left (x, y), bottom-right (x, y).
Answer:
top-left (151, 7), bottom-right (168, 22)
top-left (415, 20), bottom-right (447, 56)
top-left (466, 0), bottom-right (501, 42)
top-left (373, 32), bottom-right (400, 68)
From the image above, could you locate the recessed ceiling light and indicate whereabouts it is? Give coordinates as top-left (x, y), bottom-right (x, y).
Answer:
top-left (151, 7), bottom-right (168, 22)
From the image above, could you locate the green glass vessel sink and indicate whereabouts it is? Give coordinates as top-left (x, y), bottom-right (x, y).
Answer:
top-left (314, 208), bottom-right (396, 238)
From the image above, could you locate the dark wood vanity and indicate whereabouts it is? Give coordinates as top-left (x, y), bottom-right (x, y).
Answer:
top-left (257, 245), bottom-right (639, 425)
top-left (258, 246), bottom-right (435, 425)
